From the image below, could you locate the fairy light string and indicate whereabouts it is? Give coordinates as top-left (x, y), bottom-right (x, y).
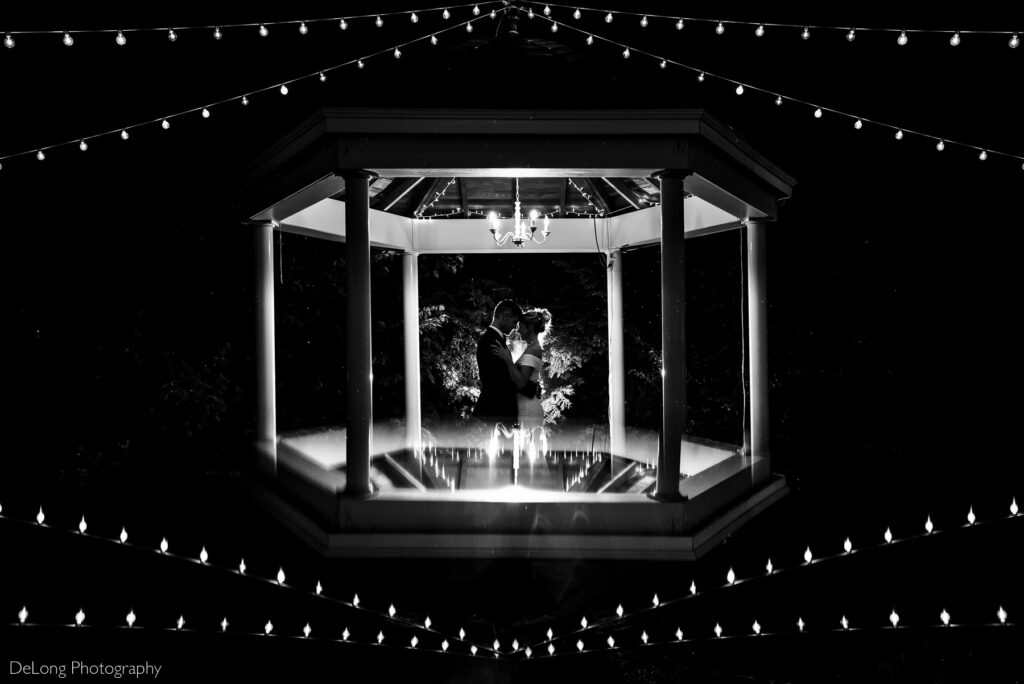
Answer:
top-left (520, 2), bottom-right (1022, 45)
top-left (513, 6), bottom-right (1024, 169)
top-left (0, 6), bottom-right (510, 168)
top-left (0, 2), bottom-right (502, 44)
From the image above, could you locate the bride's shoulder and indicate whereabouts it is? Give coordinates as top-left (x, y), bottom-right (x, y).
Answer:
top-left (525, 342), bottom-right (543, 356)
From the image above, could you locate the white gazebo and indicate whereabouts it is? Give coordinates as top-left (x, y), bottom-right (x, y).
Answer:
top-left (241, 108), bottom-right (795, 559)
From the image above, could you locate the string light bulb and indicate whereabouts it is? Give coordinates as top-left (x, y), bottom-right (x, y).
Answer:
top-left (339, 19), bottom-right (348, 30)
top-left (753, 620), bottom-right (761, 635)
top-left (79, 140), bottom-right (89, 151)
top-left (161, 118), bottom-right (170, 130)
top-left (714, 623), bottom-right (722, 638)
top-left (581, 616), bottom-right (588, 629)
top-left (676, 18), bottom-right (684, 30)
top-left (79, 516), bottom-right (87, 532)
top-left (430, 34), bottom-right (438, 45)
top-left (840, 615), bottom-right (849, 630)
top-left (925, 516), bottom-right (934, 533)
top-left (342, 627), bottom-right (350, 640)
top-left (895, 129), bottom-right (904, 140)
top-left (442, 8), bottom-right (450, 20)
top-left (652, 594), bottom-right (660, 608)
top-left (586, 34), bottom-right (593, 45)
top-left (63, 32), bottom-right (74, 47)
top-left (697, 71), bottom-right (705, 82)
top-left (755, 24), bottom-right (764, 37)
top-left (640, 15), bottom-right (648, 27)
top-left (303, 623), bottom-right (311, 638)
top-left (607, 635), bottom-right (615, 648)
top-left (279, 84), bottom-right (288, 95)
top-left (259, 24), bottom-right (268, 37)
top-left (574, 8), bottom-right (582, 20)
top-left (119, 527), bottom-right (128, 542)
top-left (890, 609), bottom-right (900, 628)
top-left (690, 580), bottom-right (697, 594)
top-left (897, 30), bottom-right (908, 45)
top-left (410, 13), bottom-right (419, 23)
top-left (410, 635), bottom-right (418, 648)
top-left (199, 546), bottom-right (208, 562)
top-left (605, 12), bottom-right (613, 23)
top-left (319, 71), bottom-right (326, 82)
top-left (576, 639), bottom-right (584, 652)
top-left (36, 506), bottom-right (45, 523)
top-left (775, 95), bottom-right (783, 105)
top-left (854, 119), bottom-right (863, 129)
top-left (547, 643), bottom-right (554, 656)
top-left (1011, 497), bottom-right (1019, 516)
top-left (490, 9), bottom-right (496, 19)
top-left (394, 47), bottom-right (402, 58)
top-left (357, 59), bottom-right (364, 69)
top-left (470, 645), bottom-right (478, 656)
top-left (315, 581), bottom-right (323, 596)
top-left (238, 558), bottom-right (246, 574)
top-left (466, 22), bottom-right (474, 32)
top-left (388, 604), bottom-right (397, 618)
top-left (802, 27), bottom-right (810, 40)
top-left (950, 32), bottom-right (961, 46)
top-left (276, 567), bottom-right (285, 584)
top-left (1010, 34), bottom-right (1020, 48)
top-left (473, 5), bottom-right (481, 15)
top-left (512, 638), bottom-right (519, 651)
top-left (4, 33), bottom-right (14, 49)
top-left (884, 527), bottom-right (893, 543)
top-left (377, 631), bottom-right (384, 645)
top-left (441, 639), bottom-right (449, 652)
top-left (641, 630), bottom-right (649, 644)
top-left (546, 627), bottom-right (553, 640)
top-left (299, 21), bottom-right (308, 34)
top-left (735, 84), bottom-right (744, 95)
top-left (76, 609), bottom-right (85, 626)
top-left (201, 108), bottom-right (210, 119)
top-left (19, 606), bottom-right (28, 624)
top-left (847, 28), bottom-right (856, 41)
top-left (616, 604), bottom-right (624, 617)
top-left (551, 23), bottom-right (558, 33)
top-left (940, 609), bottom-right (951, 626)
top-left (167, 29), bottom-right (177, 42)
top-left (543, 4), bottom-right (552, 15)
top-left (622, 47), bottom-right (630, 58)
top-left (213, 27), bottom-right (222, 39)
top-left (804, 546), bottom-right (813, 562)
top-left (814, 108), bottom-right (823, 118)
top-left (176, 616), bottom-right (185, 630)
top-left (979, 150), bottom-right (988, 161)
top-left (997, 606), bottom-right (1007, 624)
top-left (766, 558), bottom-right (774, 574)
top-left (716, 21), bottom-right (725, 34)
top-left (797, 617), bottom-right (805, 632)
top-left (220, 617), bottom-right (229, 631)
top-left (126, 609), bottom-right (136, 628)
top-left (160, 537), bottom-right (168, 553)
top-left (967, 506), bottom-right (975, 524)
top-left (727, 567), bottom-right (736, 584)
top-left (115, 31), bottom-right (126, 46)
top-left (844, 537), bottom-right (853, 553)
top-left (493, 638), bottom-right (501, 652)
top-left (660, 59), bottom-right (666, 68)
top-left (375, 15), bottom-right (383, 28)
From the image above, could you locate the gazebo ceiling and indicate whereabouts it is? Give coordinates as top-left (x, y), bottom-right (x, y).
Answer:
top-left (349, 175), bottom-right (663, 219)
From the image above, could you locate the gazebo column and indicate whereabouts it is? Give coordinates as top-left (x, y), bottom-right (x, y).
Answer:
top-left (402, 252), bottom-right (422, 452)
top-left (254, 221), bottom-right (277, 473)
top-left (655, 171), bottom-right (690, 500)
top-left (607, 249), bottom-right (626, 460)
top-left (343, 172), bottom-right (374, 496)
top-left (746, 218), bottom-right (771, 482)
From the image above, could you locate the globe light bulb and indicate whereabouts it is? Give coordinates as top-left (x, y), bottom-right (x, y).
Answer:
top-left (897, 30), bottom-right (908, 46)
top-left (697, 72), bottom-right (705, 82)
top-left (660, 59), bottom-right (667, 69)
top-left (854, 119), bottom-right (863, 129)
top-left (319, 71), bottom-right (326, 82)
top-left (676, 18), bottom-right (684, 30)
top-left (574, 9), bottom-right (582, 20)
top-left (813, 108), bottom-right (823, 119)
top-left (471, 645), bottom-right (478, 655)
top-left (168, 29), bottom-right (177, 42)
top-left (640, 15), bottom-right (648, 27)
top-left (410, 13), bottom-right (418, 23)
top-left (339, 19), bottom-right (348, 30)
top-left (755, 24), bottom-right (764, 37)
top-left (4, 33), bottom-right (14, 49)
top-left (63, 32), bottom-right (74, 46)
top-left (716, 22), bottom-right (725, 35)
top-left (544, 5), bottom-right (552, 15)
top-left (586, 34), bottom-right (594, 45)
top-left (116, 31), bottom-right (126, 46)
top-left (441, 639), bottom-right (449, 651)
top-left (126, 609), bottom-right (136, 628)
top-left (303, 623), bottom-right (311, 638)
top-left (241, 95), bottom-right (249, 106)
top-left (490, 9), bottom-right (496, 19)
top-left (551, 23), bottom-right (558, 33)
top-left (259, 24), bottom-right (268, 37)
top-left (1010, 34), bottom-right (1020, 48)
top-left (199, 546), bottom-right (208, 562)
top-left (299, 21), bottom-right (308, 34)
top-left (847, 28), bottom-right (856, 41)
top-left (375, 16), bottom-right (383, 28)
top-left (213, 27), bottom-right (222, 39)
top-left (279, 84), bottom-right (288, 95)
top-left (940, 609), bottom-right (950, 626)
top-left (950, 32), bottom-right (960, 46)
top-left (394, 47), bottom-right (402, 58)
top-left (735, 84), bottom-right (744, 95)
top-left (605, 13), bottom-right (613, 23)
top-left (120, 526), bottom-right (128, 541)
top-left (357, 59), bottom-right (364, 69)
top-left (443, 8), bottom-right (450, 20)
top-left (622, 47), bottom-right (630, 58)
top-left (936, 140), bottom-right (945, 151)
top-left (979, 150), bottom-right (988, 161)
top-left (473, 5), bottom-right (481, 16)
top-left (342, 627), bottom-right (350, 640)
top-left (430, 34), bottom-right (438, 45)
top-left (467, 22), bottom-right (474, 33)
top-left (221, 617), bottom-right (228, 631)
top-left (895, 129), bottom-right (904, 140)
top-left (801, 27), bottom-right (810, 40)
top-left (775, 95), bottom-right (782, 105)
top-left (202, 108), bottom-right (210, 119)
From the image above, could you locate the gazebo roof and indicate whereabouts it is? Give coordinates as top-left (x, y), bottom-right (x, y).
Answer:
top-left (241, 108), bottom-right (796, 235)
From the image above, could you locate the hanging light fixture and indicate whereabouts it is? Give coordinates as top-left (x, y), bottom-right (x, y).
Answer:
top-left (488, 179), bottom-right (551, 247)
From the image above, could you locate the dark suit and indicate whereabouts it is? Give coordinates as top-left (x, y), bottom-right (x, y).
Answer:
top-left (474, 326), bottom-right (517, 425)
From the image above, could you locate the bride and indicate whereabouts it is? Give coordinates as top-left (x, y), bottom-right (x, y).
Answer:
top-left (492, 308), bottom-right (551, 436)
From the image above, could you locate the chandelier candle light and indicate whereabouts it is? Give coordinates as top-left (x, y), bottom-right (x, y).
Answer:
top-left (488, 179), bottom-right (551, 247)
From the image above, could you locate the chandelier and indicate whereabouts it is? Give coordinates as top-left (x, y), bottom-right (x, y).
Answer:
top-left (487, 178), bottom-right (551, 247)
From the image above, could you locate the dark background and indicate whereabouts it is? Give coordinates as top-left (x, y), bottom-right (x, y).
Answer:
top-left (2, 2), bottom-right (1022, 682)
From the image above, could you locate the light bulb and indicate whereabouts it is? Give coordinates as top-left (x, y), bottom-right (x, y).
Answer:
top-left (622, 47), bottom-right (630, 58)
top-left (393, 47), bottom-right (401, 58)
top-left (411, 635), bottom-right (418, 648)
top-left (766, 559), bottom-right (773, 574)
top-left (854, 119), bottom-right (863, 129)
top-left (925, 516), bottom-right (934, 533)
top-left (607, 635), bottom-right (615, 648)
top-left (357, 60), bottom-right (364, 69)
top-left (797, 617), bottom-right (805, 632)
top-left (467, 22), bottom-right (474, 33)
top-left (63, 32), bottom-right (74, 47)
top-left (640, 15), bottom-right (648, 27)
top-left (1011, 34), bottom-right (1020, 48)
top-left (997, 606), bottom-right (1007, 624)
top-left (697, 72), bottom-right (705, 82)
top-left (19, 606), bottom-right (28, 624)
top-left (581, 616), bottom-right (588, 629)
top-left (546, 627), bottom-right (553, 640)
top-left (264, 620), bottom-right (273, 635)
top-left (884, 527), bottom-right (893, 543)
top-left (388, 604), bottom-right (397, 617)
top-left (126, 609), bottom-right (136, 628)
top-left (259, 24), bottom-right (268, 37)
top-left (116, 31), bottom-right (126, 46)
top-left (339, 19), bottom-right (348, 30)
top-left (319, 71), bottom-right (326, 82)
top-left (162, 118), bottom-right (170, 129)
top-left (512, 639), bottom-right (519, 651)
top-left (200, 546), bottom-right (208, 562)
top-left (528, 8), bottom-right (534, 17)
top-left (814, 108), bottom-right (823, 119)
top-left (714, 623), bottom-right (722, 638)
top-left (279, 84), bottom-right (288, 95)
top-left (941, 609), bottom-right (950, 626)
top-left (897, 30), bottom-right (908, 46)
top-left (377, 631), bottom-right (384, 644)
top-left (315, 581), bottom-right (323, 596)
top-left (690, 581), bottom-right (697, 594)
top-left (430, 34), bottom-right (438, 45)
top-left (119, 526), bottom-right (128, 541)
top-left (160, 537), bottom-right (168, 552)
top-left (895, 129), bottom-right (904, 140)
top-left (546, 644), bottom-right (553, 655)
top-left (471, 645), bottom-right (479, 656)
top-left (660, 59), bottom-right (666, 68)
top-left (342, 627), bottom-right (350, 640)
top-left (847, 29), bottom-right (856, 41)
top-left (889, 610), bottom-right (899, 627)
top-left (221, 617), bottom-right (228, 631)
top-left (303, 623), bottom-right (311, 638)
top-left (494, 638), bottom-right (501, 651)
top-left (544, 5), bottom-right (551, 15)
top-left (375, 16), bottom-right (383, 28)
top-left (936, 140), bottom-right (945, 151)
top-left (755, 24), bottom-right (764, 37)
top-left (801, 27), bottom-right (810, 40)
top-left (4, 33), bottom-right (14, 49)
top-left (410, 13), bottom-right (418, 23)
top-left (753, 620), bottom-right (761, 635)
top-left (652, 594), bottom-right (659, 607)
top-left (442, 8), bottom-right (450, 20)
top-left (239, 558), bottom-right (246, 574)
top-left (177, 616), bottom-right (185, 630)
top-left (676, 18), bottom-right (684, 30)
top-left (841, 616), bottom-right (849, 630)
top-left (716, 22), bottom-right (725, 35)
top-left (979, 150), bottom-right (987, 161)
top-left (576, 639), bottom-right (584, 652)
top-left (967, 506), bottom-right (975, 524)
top-left (735, 84), bottom-right (744, 95)
top-left (277, 567), bottom-right (286, 584)
top-left (727, 567), bottom-right (736, 583)
top-left (473, 5), bottom-right (481, 15)
top-left (551, 23), bottom-right (558, 33)
top-left (214, 27), bottom-right (222, 40)
top-left (844, 537), bottom-right (853, 553)
top-left (202, 107), bottom-right (210, 119)
top-left (641, 630), bottom-right (649, 644)
top-left (805, 546), bottom-right (813, 562)
top-left (574, 9), bottom-right (582, 20)
top-left (1011, 497), bottom-right (1019, 516)
top-left (605, 12), bottom-right (613, 23)
top-left (950, 32), bottom-right (960, 46)
top-left (442, 639), bottom-right (449, 652)
top-left (775, 95), bottom-right (782, 106)
top-left (586, 35), bottom-right (593, 45)
top-left (76, 609), bottom-right (85, 626)
top-left (168, 29), bottom-right (177, 42)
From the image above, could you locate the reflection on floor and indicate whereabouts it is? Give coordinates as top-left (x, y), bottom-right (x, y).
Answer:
top-left (280, 421), bottom-right (737, 495)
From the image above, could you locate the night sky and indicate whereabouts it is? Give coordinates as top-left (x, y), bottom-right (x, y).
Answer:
top-left (2, 2), bottom-right (1022, 682)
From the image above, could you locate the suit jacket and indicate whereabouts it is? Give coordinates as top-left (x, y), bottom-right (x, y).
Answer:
top-left (474, 327), bottom-right (517, 424)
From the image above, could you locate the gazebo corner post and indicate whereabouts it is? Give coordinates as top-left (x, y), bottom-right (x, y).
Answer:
top-left (607, 248), bottom-right (626, 465)
top-left (746, 218), bottom-right (771, 483)
top-left (342, 171), bottom-right (375, 497)
top-left (653, 170), bottom-right (691, 501)
top-left (402, 251), bottom-right (422, 455)
top-left (253, 221), bottom-right (278, 476)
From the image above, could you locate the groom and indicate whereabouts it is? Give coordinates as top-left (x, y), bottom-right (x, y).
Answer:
top-left (474, 299), bottom-right (522, 426)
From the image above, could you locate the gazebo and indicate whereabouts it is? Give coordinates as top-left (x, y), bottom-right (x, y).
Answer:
top-left (241, 107), bottom-right (795, 559)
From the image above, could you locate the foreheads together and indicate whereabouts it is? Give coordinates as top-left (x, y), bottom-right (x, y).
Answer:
top-left (519, 308), bottom-right (552, 338)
